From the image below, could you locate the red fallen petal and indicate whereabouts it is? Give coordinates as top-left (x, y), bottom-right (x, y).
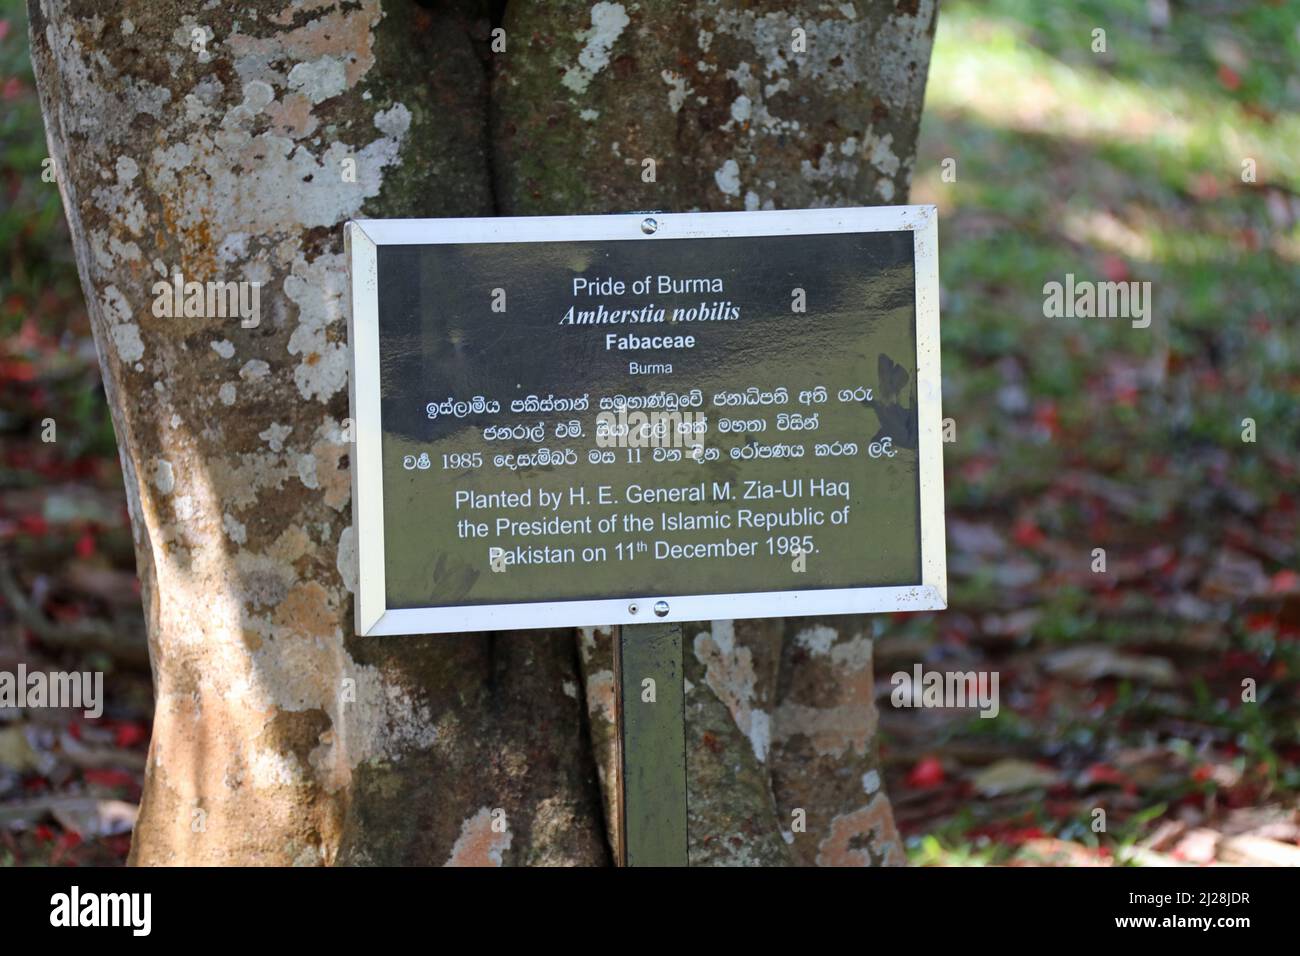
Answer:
top-left (75, 531), bottom-right (95, 559)
top-left (1217, 64), bottom-right (1241, 90)
top-left (1091, 686), bottom-right (1119, 710)
top-left (1222, 650), bottom-right (1264, 670)
top-left (1270, 569), bottom-right (1299, 593)
top-left (906, 755), bottom-right (945, 789)
top-left (114, 723), bottom-right (148, 748)
top-left (1191, 173), bottom-right (1221, 202)
top-left (17, 514), bottom-right (48, 536)
top-left (1009, 827), bottom-right (1045, 844)
top-left (0, 359), bottom-right (36, 381)
top-left (1086, 763), bottom-right (1127, 787)
top-left (48, 603), bottom-right (84, 624)
top-left (1244, 613), bottom-right (1275, 634)
top-left (1012, 519), bottom-right (1045, 548)
top-left (1101, 254), bottom-right (1129, 283)
top-left (1225, 785), bottom-right (1259, 809)
top-left (1032, 401), bottom-right (1059, 431)
top-left (1046, 800), bottom-right (1075, 819)
top-left (83, 768), bottom-right (136, 789)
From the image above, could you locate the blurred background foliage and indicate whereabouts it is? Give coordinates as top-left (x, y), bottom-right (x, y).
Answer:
top-left (895, 0), bottom-right (1300, 865)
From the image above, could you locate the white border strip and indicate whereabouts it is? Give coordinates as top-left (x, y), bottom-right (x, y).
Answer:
top-left (344, 223), bottom-right (388, 636)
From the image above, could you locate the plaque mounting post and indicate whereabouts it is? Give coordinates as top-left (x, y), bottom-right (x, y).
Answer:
top-left (613, 621), bottom-right (688, 866)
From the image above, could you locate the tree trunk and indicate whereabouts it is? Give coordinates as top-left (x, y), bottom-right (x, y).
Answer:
top-left (28, 0), bottom-right (935, 865)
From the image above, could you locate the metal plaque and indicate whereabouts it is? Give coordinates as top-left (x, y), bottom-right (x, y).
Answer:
top-left (346, 207), bottom-right (945, 635)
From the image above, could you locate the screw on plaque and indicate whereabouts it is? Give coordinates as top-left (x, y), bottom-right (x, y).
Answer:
top-left (628, 602), bottom-right (639, 615)
top-left (619, 209), bottom-right (664, 234)
top-left (654, 601), bottom-right (669, 617)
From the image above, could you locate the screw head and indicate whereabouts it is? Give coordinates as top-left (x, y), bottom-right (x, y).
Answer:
top-left (628, 602), bottom-right (639, 615)
top-left (641, 217), bottom-right (658, 235)
top-left (654, 600), bottom-right (669, 617)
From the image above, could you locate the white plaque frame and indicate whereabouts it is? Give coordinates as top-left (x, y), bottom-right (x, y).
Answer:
top-left (346, 206), bottom-right (946, 636)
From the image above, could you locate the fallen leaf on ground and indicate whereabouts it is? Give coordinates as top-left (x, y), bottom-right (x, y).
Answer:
top-left (0, 796), bottom-right (136, 836)
top-left (0, 726), bottom-right (39, 772)
top-left (1217, 835), bottom-right (1300, 867)
top-left (1013, 838), bottom-right (1109, 867)
top-left (972, 759), bottom-right (1060, 797)
top-left (1043, 645), bottom-right (1177, 685)
top-left (49, 798), bottom-right (137, 837)
top-left (1171, 827), bottom-right (1219, 864)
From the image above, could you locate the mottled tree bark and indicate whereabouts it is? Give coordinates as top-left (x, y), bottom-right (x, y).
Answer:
top-left (29, 0), bottom-right (934, 865)
top-left (498, 0), bottom-right (932, 866)
top-left (28, 0), bottom-right (605, 867)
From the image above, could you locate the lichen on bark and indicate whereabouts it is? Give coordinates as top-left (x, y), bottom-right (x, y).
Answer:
top-left (492, 0), bottom-right (936, 214)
